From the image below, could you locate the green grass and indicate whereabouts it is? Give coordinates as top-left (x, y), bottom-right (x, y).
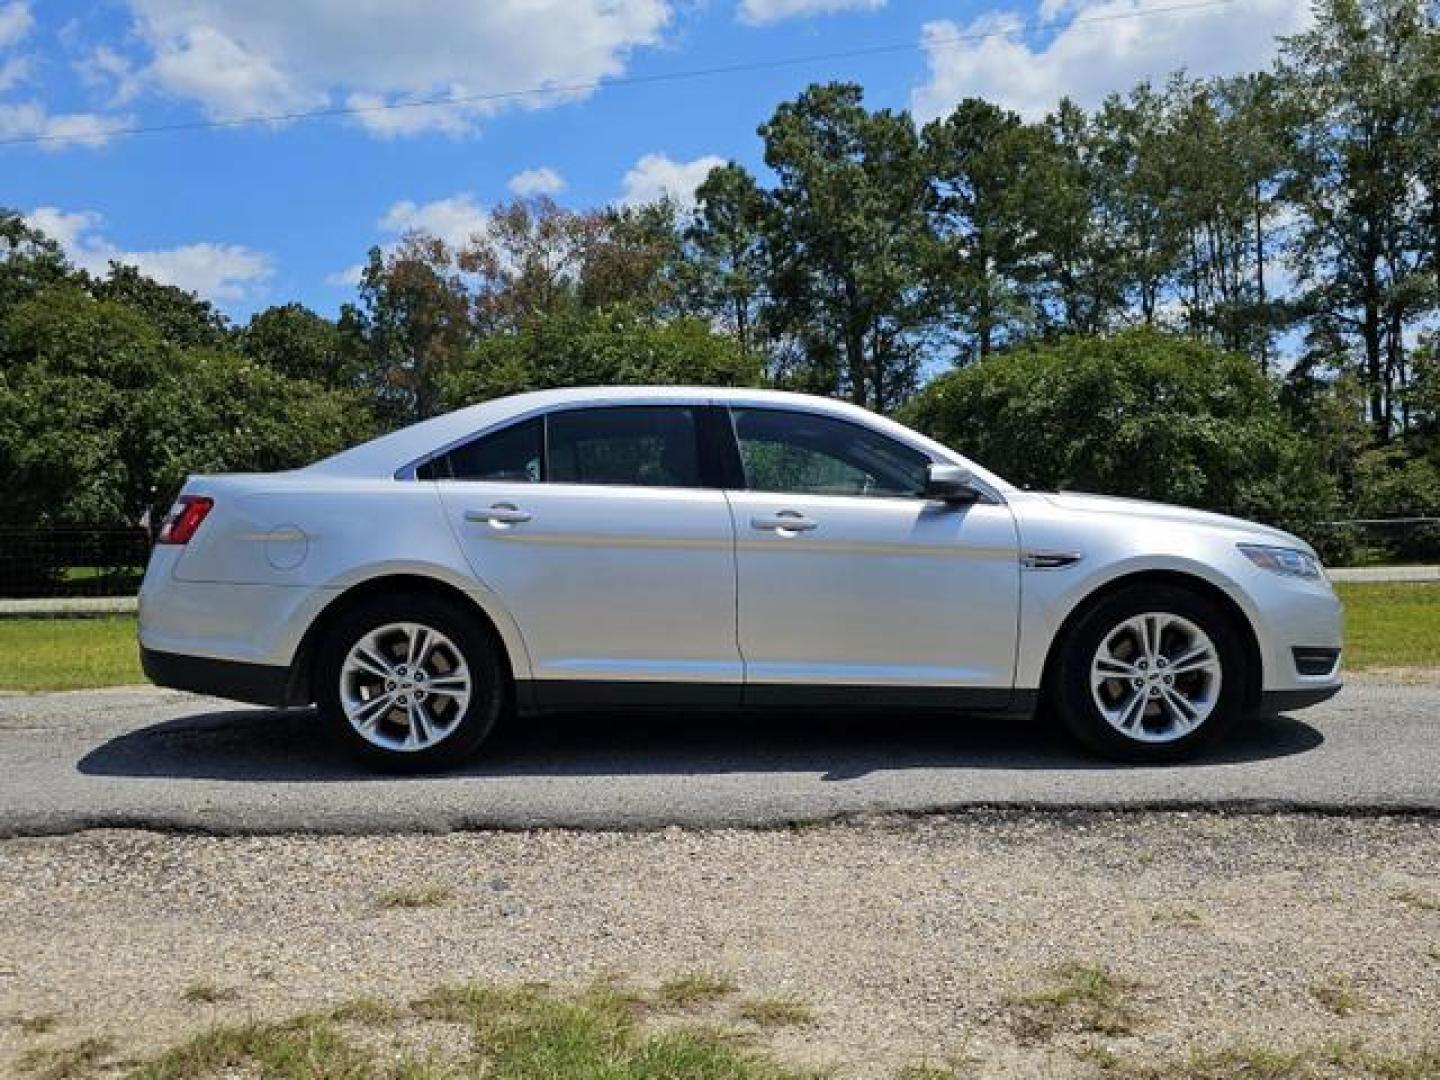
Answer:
top-left (0, 581), bottom-right (1435, 694)
top-left (655, 971), bottom-right (739, 1010)
top-left (0, 616), bottom-right (140, 692)
top-left (181, 981), bottom-right (241, 1006)
top-left (376, 885), bottom-right (453, 910)
top-left (128, 981), bottom-right (822, 1080)
top-left (17, 1035), bottom-right (116, 1079)
top-left (1004, 962), bottom-right (1142, 1042)
top-left (1310, 974), bottom-right (1362, 1017)
top-left (1336, 582), bottom-right (1440, 670)
top-left (733, 997), bottom-right (816, 1029)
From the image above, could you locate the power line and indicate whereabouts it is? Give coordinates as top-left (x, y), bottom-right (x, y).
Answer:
top-left (1, 0), bottom-right (1239, 148)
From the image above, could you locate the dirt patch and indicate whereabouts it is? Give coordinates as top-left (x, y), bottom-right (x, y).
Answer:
top-left (0, 812), bottom-right (1436, 1077)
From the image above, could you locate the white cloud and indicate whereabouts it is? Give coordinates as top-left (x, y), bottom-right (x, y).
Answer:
top-left (379, 194), bottom-right (490, 250)
top-left (118, 0), bottom-right (671, 137)
top-left (0, 53), bottom-right (28, 91)
top-left (0, 5), bottom-right (137, 149)
top-left (24, 206), bottom-right (273, 302)
top-left (0, 102), bottom-right (121, 148)
top-left (618, 152), bottom-right (725, 211)
top-left (0, 1), bottom-right (34, 102)
top-left (22, 207), bottom-right (100, 252)
top-left (738, 0), bottom-right (883, 24)
top-left (144, 23), bottom-right (314, 120)
top-left (325, 193), bottom-right (490, 288)
top-left (73, 45), bottom-right (139, 103)
top-left (508, 166), bottom-right (566, 197)
top-left (0, 1), bottom-right (32, 48)
top-left (324, 263), bottom-right (365, 289)
top-left (911, 0), bottom-right (1313, 122)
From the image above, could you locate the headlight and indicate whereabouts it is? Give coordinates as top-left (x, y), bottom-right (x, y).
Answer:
top-left (1238, 543), bottom-right (1323, 580)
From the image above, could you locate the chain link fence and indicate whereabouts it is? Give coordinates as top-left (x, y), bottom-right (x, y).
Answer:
top-left (0, 526), bottom-right (152, 599)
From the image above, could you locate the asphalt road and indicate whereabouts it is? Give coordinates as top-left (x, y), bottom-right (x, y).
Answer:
top-left (0, 679), bottom-right (1436, 836)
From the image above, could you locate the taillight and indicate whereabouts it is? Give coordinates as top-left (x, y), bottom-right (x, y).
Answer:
top-left (157, 496), bottom-right (214, 545)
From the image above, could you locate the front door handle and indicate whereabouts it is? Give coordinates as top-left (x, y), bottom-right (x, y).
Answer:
top-left (465, 504), bottom-right (532, 526)
top-left (751, 512), bottom-right (817, 534)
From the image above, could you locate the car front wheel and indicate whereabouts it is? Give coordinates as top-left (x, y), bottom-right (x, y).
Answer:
top-left (1052, 583), bottom-right (1245, 762)
top-left (317, 595), bottom-right (504, 772)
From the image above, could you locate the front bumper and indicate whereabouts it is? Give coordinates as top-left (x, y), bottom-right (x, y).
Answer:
top-left (1257, 683), bottom-right (1343, 714)
top-left (141, 646), bottom-right (295, 708)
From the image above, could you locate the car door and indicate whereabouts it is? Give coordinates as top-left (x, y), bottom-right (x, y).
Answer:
top-left (723, 406), bottom-right (1021, 708)
top-left (432, 404), bottom-right (741, 707)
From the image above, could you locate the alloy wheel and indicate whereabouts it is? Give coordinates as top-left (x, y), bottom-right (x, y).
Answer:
top-left (339, 621), bottom-right (472, 752)
top-left (1089, 611), bottom-right (1222, 743)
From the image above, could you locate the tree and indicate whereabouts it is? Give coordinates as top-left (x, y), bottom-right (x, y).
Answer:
top-left (579, 200), bottom-right (684, 316)
top-left (243, 302), bottom-right (349, 387)
top-left (903, 330), bottom-right (1338, 523)
top-left (147, 349), bottom-right (373, 509)
top-left (1025, 100), bottom-right (1125, 336)
top-left (1090, 83), bottom-right (1188, 328)
top-left (0, 284), bottom-right (369, 528)
top-left (1204, 73), bottom-right (1296, 367)
top-left (90, 263), bottom-right (231, 348)
top-left (1280, 0), bottom-right (1439, 438)
top-left (340, 235), bottom-right (472, 426)
top-left (922, 98), bottom-right (1041, 362)
top-left (460, 197), bottom-right (593, 333)
top-left (684, 163), bottom-right (772, 355)
top-left (1150, 74), bottom-right (1298, 365)
top-left (0, 210), bottom-right (73, 326)
top-left (0, 286), bottom-right (171, 524)
top-left (759, 82), bottom-right (933, 411)
top-left (439, 307), bottom-right (762, 407)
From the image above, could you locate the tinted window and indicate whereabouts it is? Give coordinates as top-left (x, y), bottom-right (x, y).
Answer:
top-left (732, 408), bottom-right (930, 498)
top-left (418, 417), bottom-right (543, 482)
top-left (547, 407), bottom-right (700, 488)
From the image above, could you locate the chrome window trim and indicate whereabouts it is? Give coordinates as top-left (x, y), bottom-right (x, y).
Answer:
top-left (395, 394), bottom-right (1006, 505)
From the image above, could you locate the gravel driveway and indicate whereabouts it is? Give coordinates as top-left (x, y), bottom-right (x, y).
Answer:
top-left (1, 813), bottom-right (1437, 1077)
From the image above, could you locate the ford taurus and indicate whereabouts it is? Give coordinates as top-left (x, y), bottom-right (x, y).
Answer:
top-left (139, 386), bottom-right (1343, 769)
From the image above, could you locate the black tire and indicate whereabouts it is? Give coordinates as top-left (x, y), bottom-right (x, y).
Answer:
top-left (316, 593), bottom-right (505, 773)
top-left (1050, 582), bottom-right (1246, 762)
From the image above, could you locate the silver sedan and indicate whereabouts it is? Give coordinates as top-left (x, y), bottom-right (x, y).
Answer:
top-left (139, 386), bottom-right (1342, 770)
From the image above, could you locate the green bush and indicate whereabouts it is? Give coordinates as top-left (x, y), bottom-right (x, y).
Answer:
top-left (903, 329), bottom-right (1342, 549)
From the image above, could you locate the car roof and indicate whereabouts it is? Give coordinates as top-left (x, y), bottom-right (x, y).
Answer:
top-left (304, 385), bottom-right (1011, 491)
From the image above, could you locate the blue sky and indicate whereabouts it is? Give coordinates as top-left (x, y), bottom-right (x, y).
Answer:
top-left (4, 0), bottom-right (1310, 322)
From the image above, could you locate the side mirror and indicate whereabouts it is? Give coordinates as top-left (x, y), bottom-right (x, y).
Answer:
top-left (924, 463), bottom-right (981, 504)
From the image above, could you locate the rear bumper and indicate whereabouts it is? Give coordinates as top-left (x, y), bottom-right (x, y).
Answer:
top-left (141, 646), bottom-right (295, 708)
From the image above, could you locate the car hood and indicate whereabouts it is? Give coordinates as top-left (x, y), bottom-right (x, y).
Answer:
top-left (1037, 491), bottom-right (1311, 552)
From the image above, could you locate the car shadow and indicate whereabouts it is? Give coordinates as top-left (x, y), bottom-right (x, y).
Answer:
top-left (76, 706), bottom-right (1325, 783)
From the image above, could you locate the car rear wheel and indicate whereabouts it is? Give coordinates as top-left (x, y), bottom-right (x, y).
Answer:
top-left (1052, 583), bottom-right (1245, 761)
top-left (317, 594), bottom-right (503, 772)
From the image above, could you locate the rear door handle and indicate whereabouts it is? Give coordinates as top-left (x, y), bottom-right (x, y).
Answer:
top-left (465, 504), bottom-right (532, 525)
top-left (751, 512), bottom-right (817, 533)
